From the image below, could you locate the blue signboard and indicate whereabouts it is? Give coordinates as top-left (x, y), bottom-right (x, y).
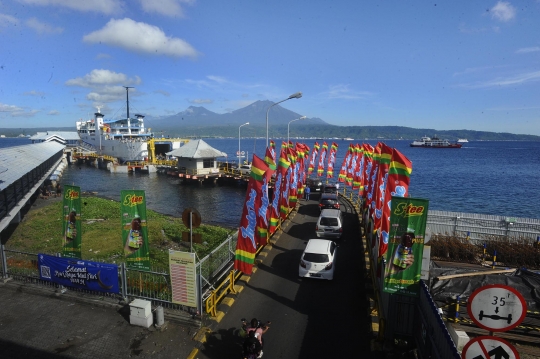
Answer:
top-left (38, 253), bottom-right (120, 294)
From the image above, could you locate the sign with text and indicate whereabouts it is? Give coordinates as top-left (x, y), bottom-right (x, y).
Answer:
top-left (169, 250), bottom-right (198, 307)
top-left (38, 253), bottom-right (119, 294)
top-left (467, 284), bottom-right (527, 332)
top-left (462, 336), bottom-right (519, 359)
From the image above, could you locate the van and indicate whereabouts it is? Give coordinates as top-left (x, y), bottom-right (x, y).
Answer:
top-left (315, 209), bottom-right (343, 239)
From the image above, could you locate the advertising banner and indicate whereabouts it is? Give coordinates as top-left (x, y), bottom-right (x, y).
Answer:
top-left (62, 185), bottom-right (82, 258)
top-left (308, 142), bottom-right (320, 176)
top-left (383, 197), bottom-right (429, 296)
top-left (269, 150), bottom-right (290, 234)
top-left (38, 253), bottom-right (119, 293)
top-left (317, 142), bottom-right (328, 177)
top-left (326, 142), bottom-right (338, 179)
top-left (121, 190), bottom-right (151, 271)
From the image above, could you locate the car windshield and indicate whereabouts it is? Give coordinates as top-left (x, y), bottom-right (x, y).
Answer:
top-left (303, 253), bottom-right (329, 263)
top-left (320, 217), bottom-right (338, 226)
top-left (321, 200), bottom-right (337, 206)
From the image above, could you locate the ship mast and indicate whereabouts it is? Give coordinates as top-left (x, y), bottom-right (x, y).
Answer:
top-left (124, 86), bottom-right (134, 135)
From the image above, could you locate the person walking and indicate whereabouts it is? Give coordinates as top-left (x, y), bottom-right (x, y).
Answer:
top-left (305, 185), bottom-right (311, 200)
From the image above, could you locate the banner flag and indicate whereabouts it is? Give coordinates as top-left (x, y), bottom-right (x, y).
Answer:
top-left (269, 149), bottom-right (291, 233)
top-left (234, 155), bottom-right (267, 275)
top-left (326, 142), bottom-right (339, 179)
top-left (317, 142), bottom-right (328, 177)
top-left (345, 144), bottom-right (358, 187)
top-left (383, 197), bottom-right (428, 297)
top-left (121, 190), bottom-right (151, 271)
top-left (39, 253), bottom-right (119, 293)
top-left (252, 155), bottom-right (272, 246)
top-left (280, 150), bottom-right (292, 220)
top-left (372, 143), bottom-right (394, 237)
top-left (378, 149), bottom-right (412, 258)
top-left (338, 144), bottom-right (353, 183)
top-left (62, 184), bottom-right (82, 259)
top-left (365, 143), bottom-right (381, 214)
top-left (288, 147), bottom-right (299, 207)
top-left (308, 142), bottom-right (320, 176)
top-left (264, 140), bottom-right (277, 171)
top-left (352, 145), bottom-right (364, 190)
top-left (360, 144), bottom-right (374, 198)
top-left (296, 143), bottom-right (307, 196)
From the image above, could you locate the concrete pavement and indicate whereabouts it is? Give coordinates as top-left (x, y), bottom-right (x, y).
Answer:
top-left (0, 279), bottom-right (200, 359)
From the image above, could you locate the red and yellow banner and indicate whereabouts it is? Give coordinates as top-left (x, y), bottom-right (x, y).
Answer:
top-left (269, 149), bottom-right (291, 234)
top-left (308, 142), bottom-right (320, 176)
top-left (317, 142), bottom-right (328, 177)
top-left (234, 155), bottom-right (270, 275)
top-left (338, 144), bottom-right (353, 183)
top-left (326, 142), bottom-right (339, 179)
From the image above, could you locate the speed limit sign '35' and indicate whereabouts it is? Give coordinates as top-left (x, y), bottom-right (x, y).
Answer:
top-left (467, 284), bottom-right (527, 332)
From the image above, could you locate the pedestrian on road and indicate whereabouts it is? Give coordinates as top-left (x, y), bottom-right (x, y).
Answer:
top-left (305, 185), bottom-right (311, 200)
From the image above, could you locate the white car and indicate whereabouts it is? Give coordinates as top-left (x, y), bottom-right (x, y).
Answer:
top-left (299, 239), bottom-right (337, 280)
top-left (238, 164), bottom-right (251, 175)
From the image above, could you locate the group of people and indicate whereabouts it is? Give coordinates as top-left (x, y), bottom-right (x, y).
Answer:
top-left (39, 183), bottom-right (61, 199)
top-left (242, 318), bottom-right (270, 359)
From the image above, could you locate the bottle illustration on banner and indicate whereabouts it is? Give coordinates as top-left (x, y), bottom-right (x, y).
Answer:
top-left (392, 232), bottom-right (414, 269)
top-left (128, 215), bottom-right (142, 249)
top-left (65, 208), bottom-right (77, 242)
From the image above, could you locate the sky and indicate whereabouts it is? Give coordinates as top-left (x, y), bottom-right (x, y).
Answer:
top-left (1, 0), bottom-right (540, 135)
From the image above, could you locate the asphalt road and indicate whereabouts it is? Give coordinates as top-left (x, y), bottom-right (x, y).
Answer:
top-left (194, 194), bottom-right (372, 359)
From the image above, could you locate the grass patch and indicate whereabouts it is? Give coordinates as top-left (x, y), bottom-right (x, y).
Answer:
top-left (7, 196), bottom-right (235, 268)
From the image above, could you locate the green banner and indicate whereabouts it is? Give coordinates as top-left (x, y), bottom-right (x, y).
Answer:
top-left (383, 196), bottom-right (429, 296)
top-left (121, 190), bottom-right (150, 271)
top-left (62, 185), bottom-right (82, 258)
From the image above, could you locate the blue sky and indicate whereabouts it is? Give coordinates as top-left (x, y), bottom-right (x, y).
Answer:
top-left (1, 0), bottom-right (539, 135)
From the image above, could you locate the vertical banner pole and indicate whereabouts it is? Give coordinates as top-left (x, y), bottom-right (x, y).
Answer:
top-left (190, 211), bottom-right (193, 253)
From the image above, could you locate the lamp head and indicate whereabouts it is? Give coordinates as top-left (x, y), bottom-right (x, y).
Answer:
top-left (300, 116), bottom-right (307, 120)
top-left (288, 92), bottom-right (302, 99)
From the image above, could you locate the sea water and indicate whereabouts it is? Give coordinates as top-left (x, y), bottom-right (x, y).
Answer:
top-left (1, 137), bottom-right (539, 226)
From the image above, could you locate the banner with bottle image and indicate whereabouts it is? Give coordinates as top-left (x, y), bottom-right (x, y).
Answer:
top-left (383, 196), bottom-right (429, 297)
top-left (62, 184), bottom-right (82, 258)
top-left (121, 190), bottom-right (150, 271)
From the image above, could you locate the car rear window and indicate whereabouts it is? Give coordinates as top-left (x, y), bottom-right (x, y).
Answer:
top-left (320, 217), bottom-right (338, 226)
top-left (303, 253), bottom-right (329, 263)
top-left (321, 199), bottom-right (337, 205)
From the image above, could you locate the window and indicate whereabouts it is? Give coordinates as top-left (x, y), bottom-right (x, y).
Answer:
top-left (203, 159), bottom-right (214, 168)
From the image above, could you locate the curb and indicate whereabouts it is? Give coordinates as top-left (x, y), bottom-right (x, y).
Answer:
top-left (187, 206), bottom-right (298, 359)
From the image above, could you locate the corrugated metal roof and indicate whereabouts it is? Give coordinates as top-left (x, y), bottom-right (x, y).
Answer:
top-left (29, 131), bottom-right (80, 141)
top-left (0, 142), bottom-right (65, 191)
top-left (166, 139), bottom-right (227, 158)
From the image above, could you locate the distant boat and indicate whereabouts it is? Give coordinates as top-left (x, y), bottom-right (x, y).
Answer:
top-left (457, 138), bottom-right (469, 143)
top-left (410, 136), bottom-right (462, 148)
top-left (343, 137), bottom-right (354, 141)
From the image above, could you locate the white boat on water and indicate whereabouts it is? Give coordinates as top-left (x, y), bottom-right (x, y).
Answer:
top-left (457, 138), bottom-right (469, 143)
top-left (77, 87), bottom-right (157, 163)
top-left (410, 136), bottom-right (462, 148)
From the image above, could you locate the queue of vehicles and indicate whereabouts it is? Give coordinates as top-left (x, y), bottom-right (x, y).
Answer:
top-left (299, 180), bottom-right (344, 281)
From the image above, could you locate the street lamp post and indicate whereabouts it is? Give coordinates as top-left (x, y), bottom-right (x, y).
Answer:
top-left (238, 122), bottom-right (249, 166)
top-left (266, 91), bottom-right (302, 148)
top-left (287, 116), bottom-right (307, 145)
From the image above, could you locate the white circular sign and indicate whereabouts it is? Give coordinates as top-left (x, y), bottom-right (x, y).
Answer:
top-left (462, 336), bottom-right (519, 359)
top-left (467, 284), bottom-right (527, 332)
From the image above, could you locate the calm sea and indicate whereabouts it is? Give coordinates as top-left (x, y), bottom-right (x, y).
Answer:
top-left (1, 137), bottom-right (539, 226)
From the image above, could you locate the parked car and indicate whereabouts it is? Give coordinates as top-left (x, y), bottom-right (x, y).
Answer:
top-left (306, 178), bottom-right (323, 193)
top-left (322, 183), bottom-right (338, 194)
top-left (298, 238), bottom-right (338, 280)
top-left (237, 164), bottom-right (251, 175)
top-left (318, 193), bottom-right (340, 211)
top-left (315, 208), bottom-right (343, 239)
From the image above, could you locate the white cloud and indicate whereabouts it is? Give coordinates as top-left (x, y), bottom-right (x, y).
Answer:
top-left (24, 90), bottom-right (46, 97)
top-left (154, 89), bottom-right (170, 97)
top-left (189, 98), bottom-right (212, 104)
top-left (0, 13), bottom-right (19, 28)
top-left (86, 85), bottom-right (133, 103)
top-left (26, 17), bottom-right (63, 34)
top-left (491, 1), bottom-right (516, 22)
top-left (0, 103), bottom-right (39, 117)
top-left (96, 53), bottom-right (112, 59)
top-left (516, 47), bottom-right (540, 54)
top-left (461, 71), bottom-right (540, 89)
top-left (65, 69), bottom-right (141, 87)
top-left (139, 0), bottom-right (194, 17)
top-left (83, 18), bottom-right (198, 58)
top-left (16, 0), bottom-right (123, 15)
top-left (323, 84), bottom-right (374, 100)
top-left (207, 75), bottom-right (227, 84)
top-left (48, 110), bottom-right (59, 115)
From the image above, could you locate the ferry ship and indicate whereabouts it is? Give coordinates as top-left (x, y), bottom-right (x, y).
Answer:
top-left (410, 136), bottom-right (462, 148)
top-left (76, 87), bottom-right (153, 163)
